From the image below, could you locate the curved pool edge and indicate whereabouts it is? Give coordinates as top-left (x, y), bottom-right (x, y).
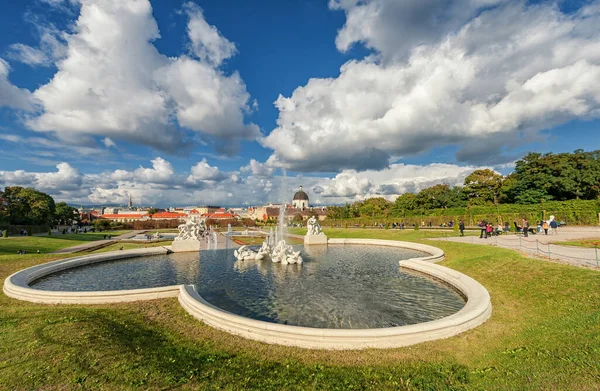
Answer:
top-left (3, 247), bottom-right (181, 304)
top-left (178, 239), bottom-right (491, 350)
top-left (3, 239), bottom-right (492, 350)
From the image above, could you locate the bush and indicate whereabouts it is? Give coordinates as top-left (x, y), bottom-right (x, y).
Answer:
top-left (48, 229), bottom-right (52, 236)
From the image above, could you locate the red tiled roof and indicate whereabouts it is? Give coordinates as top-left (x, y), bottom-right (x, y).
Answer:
top-left (204, 212), bottom-right (237, 219)
top-left (101, 214), bottom-right (146, 219)
top-left (152, 212), bottom-right (187, 219)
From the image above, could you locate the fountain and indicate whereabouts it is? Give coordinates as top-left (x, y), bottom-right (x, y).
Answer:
top-left (172, 215), bottom-right (206, 252)
top-left (304, 215), bottom-right (328, 245)
top-left (234, 172), bottom-right (306, 264)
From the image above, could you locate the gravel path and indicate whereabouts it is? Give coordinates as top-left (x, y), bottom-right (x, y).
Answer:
top-left (430, 227), bottom-right (600, 269)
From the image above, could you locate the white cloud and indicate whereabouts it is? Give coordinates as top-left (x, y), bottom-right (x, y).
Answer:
top-left (330, 0), bottom-right (505, 63)
top-left (187, 158), bottom-right (228, 183)
top-left (240, 158), bottom-right (275, 177)
top-left (7, 24), bottom-right (68, 67)
top-left (24, 0), bottom-right (258, 153)
top-left (264, 2), bottom-right (600, 171)
top-left (102, 137), bottom-right (116, 148)
top-left (0, 59), bottom-right (35, 111)
top-left (184, 2), bottom-right (236, 66)
top-left (0, 162), bottom-right (82, 192)
top-left (0, 157), bottom-right (485, 207)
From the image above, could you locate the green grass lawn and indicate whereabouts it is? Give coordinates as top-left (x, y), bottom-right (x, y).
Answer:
top-left (0, 231), bottom-right (131, 255)
top-left (553, 237), bottom-right (600, 248)
top-left (1, 230), bottom-right (599, 390)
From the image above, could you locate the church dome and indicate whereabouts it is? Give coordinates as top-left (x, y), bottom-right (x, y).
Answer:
top-left (293, 186), bottom-right (309, 201)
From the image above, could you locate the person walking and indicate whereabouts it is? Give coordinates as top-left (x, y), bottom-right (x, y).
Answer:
top-left (485, 222), bottom-right (493, 239)
top-left (542, 220), bottom-right (549, 235)
top-left (459, 220), bottom-right (465, 236)
top-left (550, 219), bottom-right (558, 235)
top-left (479, 220), bottom-right (487, 239)
top-left (523, 218), bottom-right (529, 237)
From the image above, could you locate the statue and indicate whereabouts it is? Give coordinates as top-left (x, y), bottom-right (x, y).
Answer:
top-left (234, 238), bottom-right (302, 264)
top-left (175, 215), bottom-right (206, 241)
top-left (307, 215), bottom-right (323, 236)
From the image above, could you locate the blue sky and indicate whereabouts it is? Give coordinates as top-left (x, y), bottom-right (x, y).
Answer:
top-left (0, 0), bottom-right (599, 207)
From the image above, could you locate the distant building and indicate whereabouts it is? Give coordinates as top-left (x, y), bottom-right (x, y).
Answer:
top-left (151, 211), bottom-right (187, 220)
top-left (292, 185), bottom-right (309, 209)
top-left (202, 208), bottom-right (239, 220)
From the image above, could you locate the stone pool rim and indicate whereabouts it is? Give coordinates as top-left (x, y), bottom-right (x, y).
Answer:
top-left (3, 239), bottom-right (492, 350)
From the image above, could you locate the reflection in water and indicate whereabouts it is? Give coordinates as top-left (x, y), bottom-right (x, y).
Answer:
top-left (31, 245), bottom-right (465, 329)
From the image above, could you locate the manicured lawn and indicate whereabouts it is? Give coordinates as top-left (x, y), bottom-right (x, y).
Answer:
top-left (553, 238), bottom-right (600, 248)
top-left (1, 230), bottom-right (599, 390)
top-left (0, 231), bottom-right (131, 255)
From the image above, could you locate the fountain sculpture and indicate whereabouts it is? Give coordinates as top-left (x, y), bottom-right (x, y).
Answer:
top-left (304, 215), bottom-right (328, 245)
top-left (172, 215), bottom-right (206, 252)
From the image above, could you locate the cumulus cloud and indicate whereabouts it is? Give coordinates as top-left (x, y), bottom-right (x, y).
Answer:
top-left (240, 158), bottom-right (275, 177)
top-left (187, 158), bottom-right (228, 183)
top-left (184, 2), bottom-right (237, 66)
top-left (0, 162), bottom-right (82, 192)
top-left (330, 0), bottom-right (504, 63)
top-left (0, 157), bottom-right (485, 207)
top-left (313, 163), bottom-right (476, 202)
top-left (0, 59), bottom-right (35, 111)
top-left (24, 0), bottom-right (258, 154)
top-left (264, 1), bottom-right (600, 171)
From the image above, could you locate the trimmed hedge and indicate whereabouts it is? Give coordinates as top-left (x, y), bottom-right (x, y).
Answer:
top-left (326, 200), bottom-right (600, 227)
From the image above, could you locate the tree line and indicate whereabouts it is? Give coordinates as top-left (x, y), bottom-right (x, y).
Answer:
top-left (0, 186), bottom-right (80, 227)
top-left (328, 150), bottom-right (600, 219)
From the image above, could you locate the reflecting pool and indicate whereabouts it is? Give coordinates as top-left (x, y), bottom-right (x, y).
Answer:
top-left (31, 245), bottom-right (465, 329)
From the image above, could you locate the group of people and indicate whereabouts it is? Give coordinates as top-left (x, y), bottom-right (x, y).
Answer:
top-left (16, 249), bottom-right (41, 254)
top-left (476, 220), bottom-right (509, 239)
top-left (536, 219), bottom-right (559, 235)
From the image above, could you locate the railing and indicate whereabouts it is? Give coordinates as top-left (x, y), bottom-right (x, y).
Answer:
top-left (425, 231), bottom-right (599, 268)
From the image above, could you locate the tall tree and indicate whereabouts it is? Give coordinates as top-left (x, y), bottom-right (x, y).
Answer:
top-left (392, 193), bottom-right (417, 216)
top-left (415, 184), bottom-right (464, 209)
top-left (2, 187), bottom-right (56, 225)
top-left (54, 202), bottom-right (79, 225)
top-left (463, 169), bottom-right (504, 205)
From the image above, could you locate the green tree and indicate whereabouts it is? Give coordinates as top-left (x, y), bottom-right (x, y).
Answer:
top-left (147, 208), bottom-right (159, 216)
top-left (463, 169), bottom-right (504, 205)
top-left (54, 202), bottom-right (79, 225)
top-left (392, 193), bottom-right (417, 216)
top-left (2, 187), bottom-right (56, 225)
top-left (416, 184), bottom-right (464, 210)
top-left (355, 197), bottom-right (391, 218)
top-left (505, 150), bottom-right (600, 204)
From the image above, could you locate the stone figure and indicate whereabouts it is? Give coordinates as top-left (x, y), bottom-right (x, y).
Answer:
top-left (175, 216), bottom-right (206, 241)
top-left (307, 215), bottom-right (323, 236)
top-left (234, 238), bottom-right (302, 264)
top-left (271, 240), bottom-right (303, 264)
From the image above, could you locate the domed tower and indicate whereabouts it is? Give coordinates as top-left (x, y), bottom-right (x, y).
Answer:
top-left (292, 185), bottom-right (309, 209)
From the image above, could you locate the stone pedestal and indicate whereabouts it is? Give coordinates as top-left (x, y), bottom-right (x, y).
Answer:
top-left (171, 239), bottom-right (201, 253)
top-left (304, 234), bottom-right (328, 246)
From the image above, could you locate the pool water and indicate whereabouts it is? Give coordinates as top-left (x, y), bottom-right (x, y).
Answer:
top-left (31, 245), bottom-right (465, 329)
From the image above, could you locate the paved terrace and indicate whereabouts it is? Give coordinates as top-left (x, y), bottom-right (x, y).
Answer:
top-left (429, 226), bottom-right (600, 269)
